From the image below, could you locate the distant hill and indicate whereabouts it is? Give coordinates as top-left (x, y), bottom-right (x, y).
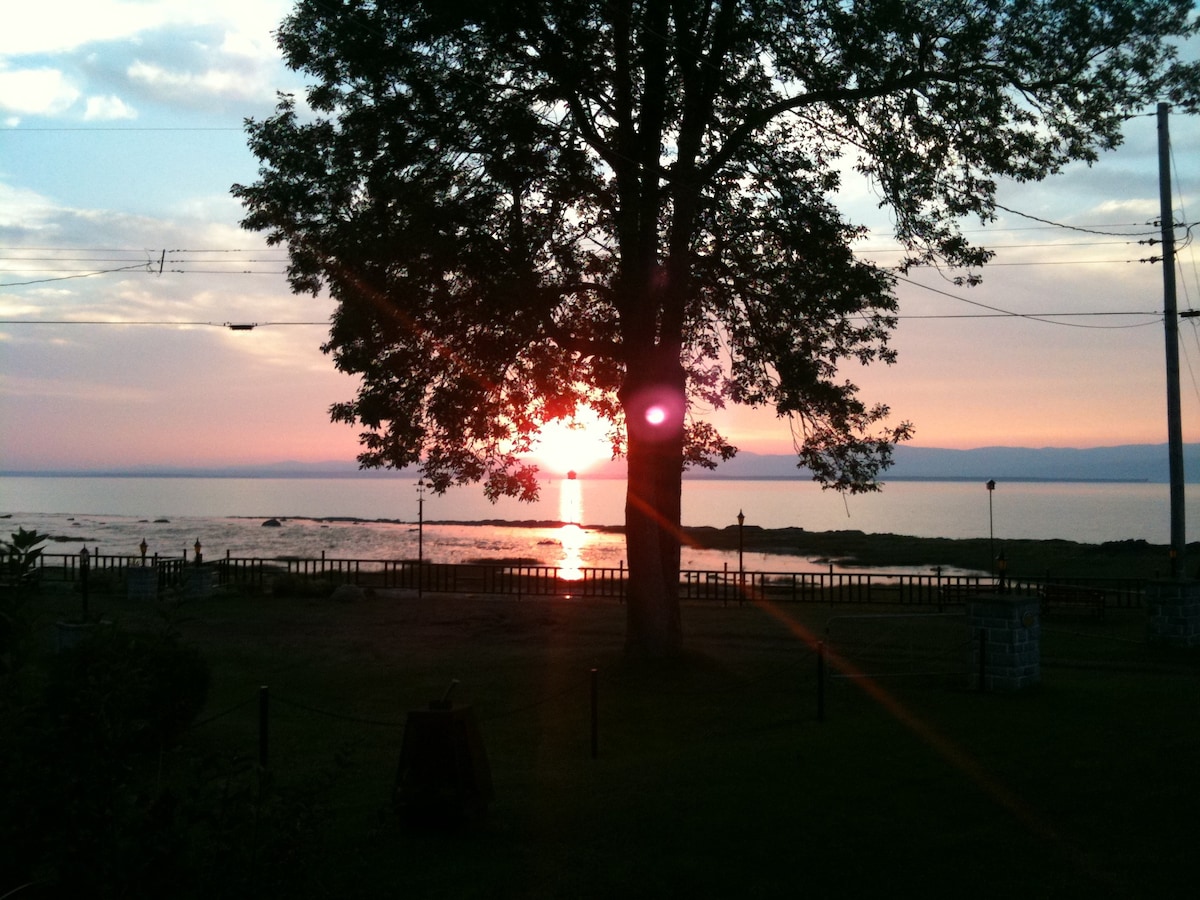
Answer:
top-left (5, 443), bottom-right (1197, 483)
top-left (888, 444), bottom-right (1196, 483)
top-left (668, 443), bottom-right (1199, 483)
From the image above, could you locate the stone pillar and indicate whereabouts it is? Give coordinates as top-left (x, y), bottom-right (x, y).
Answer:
top-left (967, 594), bottom-right (1041, 692)
top-left (1146, 580), bottom-right (1200, 647)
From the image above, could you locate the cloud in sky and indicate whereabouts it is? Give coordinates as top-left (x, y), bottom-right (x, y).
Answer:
top-left (0, 65), bottom-right (81, 118)
top-left (1, 2), bottom-right (1199, 472)
top-left (83, 94), bottom-right (137, 121)
top-left (0, 1), bottom-right (293, 58)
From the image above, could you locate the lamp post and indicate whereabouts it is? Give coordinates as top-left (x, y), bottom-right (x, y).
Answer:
top-left (416, 479), bottom-right (426, 598)
top-left (986, 480), bottom-right (996, 575)
top-left (737, 509), bottom-right (745, 584)
top-left (79, 546), bottom-right (90, 621)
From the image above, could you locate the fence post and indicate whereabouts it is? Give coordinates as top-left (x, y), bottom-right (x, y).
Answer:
top-left (259, 685), bottom-right (270, 769)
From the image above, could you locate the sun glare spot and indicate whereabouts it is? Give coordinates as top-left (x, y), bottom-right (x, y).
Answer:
top-left (644, 405), bottom-right (667, 426)
top-left (532, 413), bottom-right (611, 475)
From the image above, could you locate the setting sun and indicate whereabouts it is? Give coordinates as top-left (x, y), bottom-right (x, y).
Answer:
top-left (531, 413), bottom-right (614, 475)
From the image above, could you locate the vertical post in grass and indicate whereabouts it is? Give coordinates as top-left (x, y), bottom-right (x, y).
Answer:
top-left (590, 668), bottom-right (599, 759)
top-left (259, 685), bottom-right (270, 769)
top-left (816, 641), bottom-right (825, 723)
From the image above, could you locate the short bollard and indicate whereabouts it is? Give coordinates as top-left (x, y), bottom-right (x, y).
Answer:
top-left (394, 683), bottom-right (492, 827)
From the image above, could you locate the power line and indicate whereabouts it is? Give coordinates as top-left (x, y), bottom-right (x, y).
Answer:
top-left (0, 247), bottom-right (289, 253)
top-left (0, 263), bottom-right (153, 287)
top-left (0, 320), bottom-right (326, 328)
top-left (989, 202), bottom-right (1163, 237)
top-left (856, 238), bottom-right (1146, 253)
top-left (893, 313), bottom-right (1161, 327)
top-left (892, 274), bottom-right (1162, 329)
top-left (0, 127), bottom-right (243, 132)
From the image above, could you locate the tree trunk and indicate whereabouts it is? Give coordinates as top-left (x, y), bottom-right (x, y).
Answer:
top-left (620, 349), bottom-right (686, 656)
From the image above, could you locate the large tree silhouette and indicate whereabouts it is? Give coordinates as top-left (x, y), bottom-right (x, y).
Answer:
top-left (236, 0), bottom-right (1198, 654)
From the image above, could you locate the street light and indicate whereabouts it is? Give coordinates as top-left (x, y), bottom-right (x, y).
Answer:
top-left (737, 509), bottom-right (745, 584)
top-left (416, 479), bottom-right (426, 598)
top-left (986, 480), bottom-right (996, 575)
top-left (79, 546), bottom-right (90, 621)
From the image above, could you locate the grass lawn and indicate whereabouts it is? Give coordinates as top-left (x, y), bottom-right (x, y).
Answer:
top-left (20, 583), bottom-right (1200, 898)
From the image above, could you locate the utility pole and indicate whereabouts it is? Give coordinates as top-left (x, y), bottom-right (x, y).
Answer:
top-left (1158, 103), bottom-right (1185, 577)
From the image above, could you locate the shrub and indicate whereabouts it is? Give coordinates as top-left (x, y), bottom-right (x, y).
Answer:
top-left (45, 628), bottom-right (211, 755)
top-left (1, 526), bottom-right (48, 587)
top-left (270, 572), bottom-right (337, 598)
top-left (1, 628), bottom-right (211, 896)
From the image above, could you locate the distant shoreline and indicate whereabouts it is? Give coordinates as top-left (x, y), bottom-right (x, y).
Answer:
top-left (3, 441), bottom-right (1194, 483)
top-left (0, 471), bottom-right (1163, 484)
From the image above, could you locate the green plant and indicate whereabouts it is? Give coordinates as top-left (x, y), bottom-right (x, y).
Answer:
top-left (183, 754), bottom-right (336, 898)
top-left (1, 626), bottom-right (211, 897)
top-left (44, 628), bottom-right (211, 755)
top-left (0, 528), bottom-right (49, 676)
top-left (1, 527), bottom-right (48, 588)
top-left (270, 572), bottom-right (336, 599)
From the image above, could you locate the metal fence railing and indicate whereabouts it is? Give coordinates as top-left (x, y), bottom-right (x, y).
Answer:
top-left (7, 550), bottom-right (1149, 609)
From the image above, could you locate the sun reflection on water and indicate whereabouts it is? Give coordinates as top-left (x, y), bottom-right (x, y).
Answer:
top-left (557, 476), bottom-right (586, 580)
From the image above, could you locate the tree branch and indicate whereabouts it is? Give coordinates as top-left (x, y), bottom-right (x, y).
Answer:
top-left (699, 61), bottom-right (1057, 184)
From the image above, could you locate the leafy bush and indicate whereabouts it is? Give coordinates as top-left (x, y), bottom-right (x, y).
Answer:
top-left (44, 629), bottom-right (211, 754)
top-left (270, 572), bottom-right (337, 598)
top-left (183, 755), bottom-right (336, 898)
top-left (1, 627), bottom-right (211, 896)
top-left (1, 526), bottom-right (48, 586)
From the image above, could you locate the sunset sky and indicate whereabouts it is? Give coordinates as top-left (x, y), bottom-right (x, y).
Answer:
top-left (2, 1), bottom-right (1199, 473)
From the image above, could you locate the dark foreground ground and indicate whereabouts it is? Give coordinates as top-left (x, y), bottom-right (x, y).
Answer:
top-left (4, 576), bottom-right (1198, 898)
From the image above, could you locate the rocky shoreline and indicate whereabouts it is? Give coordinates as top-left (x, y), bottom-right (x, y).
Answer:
top-left (239, 515), bottom-right (1191, 580)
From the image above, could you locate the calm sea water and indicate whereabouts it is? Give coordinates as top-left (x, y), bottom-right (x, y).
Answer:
top-left (0, 475), bottom-right (1194, 574)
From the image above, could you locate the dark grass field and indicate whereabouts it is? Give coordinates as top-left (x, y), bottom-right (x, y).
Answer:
top-left (22, 577), bottom-right (1197, 899)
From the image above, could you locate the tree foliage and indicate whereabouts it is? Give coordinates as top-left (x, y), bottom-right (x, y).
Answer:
top-left (237, 0), bottom-right (1199, 651)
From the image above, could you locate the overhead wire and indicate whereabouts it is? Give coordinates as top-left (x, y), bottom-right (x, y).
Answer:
top-left (1, 5), bottom-right (1191, 336)
top-left (0, 126), bottom-right (243, 132)
top-left (0, 263), bottom-right (154, 287)
top-left (1167, 135), bottom-right (1200, 411)
top-left (0, 320), bottom-right (327, 327)
top-left (891, 274), bottom-right (1162, 329)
